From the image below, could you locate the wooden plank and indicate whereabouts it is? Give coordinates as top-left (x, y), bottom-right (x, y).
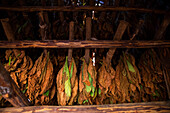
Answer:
top-left (0, 40), bottom-right (169, 48)
top-left (0, 6), bottom-right (169, 14)
top-left (0, 101), bottom-right (170, 113)
top-left (0, 62), bottom-right (30, 107)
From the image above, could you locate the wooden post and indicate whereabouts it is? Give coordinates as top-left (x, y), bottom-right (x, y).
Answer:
top-left (105, 20), bottom-right (128, 66)
top-left (85, 17), bottom-right (91, 64)
top-left (68, 21), bottom-right (74, 65)
top-left (0, 18), bottom-right (15, 42)
top-left (0, 62), bottom-right (30, 107)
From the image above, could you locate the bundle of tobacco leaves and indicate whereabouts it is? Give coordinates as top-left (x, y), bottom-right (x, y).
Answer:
top-left (109, 53), bottom-right (141, 103)
top-left (78, 58), bottom-right (97, 105)
top-left (97, 57), bottom-right (115, 104)
top-left (27, 51), bottom-right (55, 104)
top-left (56, 57), bottom-right (78, 105)
top-left (138, 49), bottom-right (167, 101)
top-left (4, 49), bottom-right (33, 92)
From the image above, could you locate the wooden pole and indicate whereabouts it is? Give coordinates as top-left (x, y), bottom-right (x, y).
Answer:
top-left (154, 15), bottom-right (170, 40)
top-left (0, 18), bottom-right (15, 42)
top-left (68, 21), bottom-right (74, 65)
top-left (0, 101), bottom-right (170, 113)
top-left (105, 20), bottom-right (128, 66)
top-left (0, 6), bottom-right (169, 14)
top-left (0, 40), bottom-right (169, 48)
top-left (85, 17), bottom-right (91, 64)
top-left (0, 62), bottom-right (30, 107)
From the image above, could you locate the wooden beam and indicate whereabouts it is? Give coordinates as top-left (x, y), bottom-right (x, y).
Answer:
top-left (0, 6), bottom-right (169, 14)
top-left (0, 62), bottom-right (30, 107)
top-left (0, 101), bottom-right (170, 113)
top-left (0, 40), bottom-right (169, 48)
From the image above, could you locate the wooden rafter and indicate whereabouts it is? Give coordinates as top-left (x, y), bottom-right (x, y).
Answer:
top-left (0, 6), bottom-right (169, 14)
top-left (0, 40), bottom-right (169, 48)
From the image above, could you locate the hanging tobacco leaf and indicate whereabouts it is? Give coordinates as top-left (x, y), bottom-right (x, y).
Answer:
top-left (4, 49), bottom-right (33, 91)
top-left (56, 57), bottom-right (78, 105)
top-left (98, 57), bottom-right (115, 104)
top-left (78, 58), bottom-right (97, 105)
top-left (138, 49), bottom-right (167, 101)
top-left (27, 51), bottom-right (55, 105)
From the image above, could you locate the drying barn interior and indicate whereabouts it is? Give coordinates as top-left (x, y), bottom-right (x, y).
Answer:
top-left (0, 0), bottom-right (170, 112)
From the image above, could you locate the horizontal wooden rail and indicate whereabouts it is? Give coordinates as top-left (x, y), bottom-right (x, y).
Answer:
top-left (0, 101), bottom-right (170, 113)
top-left (0, 6), bottom-right (169, 14)
top-left (0, 40), bottom-right (169, 48)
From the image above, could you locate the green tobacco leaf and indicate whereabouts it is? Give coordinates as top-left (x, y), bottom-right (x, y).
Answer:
top-left (83, 99), bottom-right (88, 104)
top-left (65, 57), bottom-right (69, 77)
top-left (140, 85), bottom-right (143, 89)
top-left (90, 92), bottom-right (94, 97)
top-left (126, 60), bottom-right (136, 73)
top-left (70, 62), bottom-right (74, 78)
top-left (22, 89), bottom-right (27, 94)
top-left (17, 53), bottom-right (21, 57)
top-left (9, 56), bottom-right (11, 65)
top-left (88, 72), bottom-right (93, 85)
top-left (98, 88), bottom-right (101, 95)
top-left (43, 90), bottom-right (49, 96)
top-left (93, 88), bottom-right (97, 99)
top-left (65, 79), bottom-right (71, 97)
top-left (64, 57), bottom-right (71, 97)
top-left (85, 84), bottom-right (91, 93)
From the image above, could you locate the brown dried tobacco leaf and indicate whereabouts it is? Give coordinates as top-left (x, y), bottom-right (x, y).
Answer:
top-left (56, 57), bottom-right (78, 106)
top-left (123, 54), bottom-right (141, 91)
top-left (98, 57), bottom-right (115, 94)
top-left (4, 49), bottom-right (33, 91)
top-left (115, 56), bottom-right (130, 102)
top-left (28, 51), bottom-right (54, 104)
top-left (78, 58), bottom-right (97, 105)
top-left (138, 49), bottom-right (167, 101)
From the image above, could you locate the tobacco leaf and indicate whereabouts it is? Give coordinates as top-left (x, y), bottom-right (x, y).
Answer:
top-left (4, 49), bottom-right (33, 92)
top-left (98, 57), bottom-right (115, 94)
top-left (78, 58), bottom-right (97, 105)
top-left (27, 51), bottom-right (54, 104)
top-left (57, 57), bottom-right (78, 105)
top-left (138, 49), bottom-right (167, 101)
